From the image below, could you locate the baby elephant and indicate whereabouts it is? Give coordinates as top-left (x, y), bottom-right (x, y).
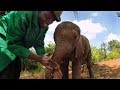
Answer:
top-left (45, 21), bottom-right (94, 79)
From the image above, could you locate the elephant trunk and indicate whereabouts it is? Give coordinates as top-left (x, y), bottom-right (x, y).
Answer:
top-left (52, 42), bottom-right (68, 64)
top-left (45, 43), bottom-right (67, 79)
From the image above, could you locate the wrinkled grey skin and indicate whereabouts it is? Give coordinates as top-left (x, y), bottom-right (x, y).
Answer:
top-left (45, 21), bottom-right (94, 79)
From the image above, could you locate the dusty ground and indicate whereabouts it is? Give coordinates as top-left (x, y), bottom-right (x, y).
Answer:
top-left (20, 58), bottom-right (120, 79)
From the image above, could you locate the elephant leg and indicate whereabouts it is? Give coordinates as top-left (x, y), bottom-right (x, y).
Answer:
top-left (60, 59), bottom-right (69, 79)
top-left (86, 53), bottom-right (94, 79)
top-left (72, 59), bottom-right (82, 79)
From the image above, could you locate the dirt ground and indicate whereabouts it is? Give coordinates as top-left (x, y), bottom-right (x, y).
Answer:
top-left (20, 58), bottom-right (120, 79)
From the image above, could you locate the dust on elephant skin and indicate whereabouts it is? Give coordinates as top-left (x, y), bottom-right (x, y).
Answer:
top-left (45, 21), bottom-right (94, 79)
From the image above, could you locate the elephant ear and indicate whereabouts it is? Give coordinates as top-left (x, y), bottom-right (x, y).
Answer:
top-left (75, 36), bottom-right (84, 59)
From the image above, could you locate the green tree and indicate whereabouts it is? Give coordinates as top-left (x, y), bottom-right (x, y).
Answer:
top-left (106, 48), bottom-right (120, 60)
top-left (108, 40), bottom-right (120, 51)
top-left (91, 46), bottom-right (101, 62)
top-left (99, 42), bottom-right (107, 60)
top-left (106, 40), bottom-right (120, 60)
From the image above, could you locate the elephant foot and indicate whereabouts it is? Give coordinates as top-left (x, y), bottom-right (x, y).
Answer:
top-left (89, 75), bottom-right (94, 79)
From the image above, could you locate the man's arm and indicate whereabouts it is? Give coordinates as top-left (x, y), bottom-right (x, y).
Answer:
top-left (33, 26), bottom-right (48, 55)
top-left (6, 11), bottom-right (31, 59)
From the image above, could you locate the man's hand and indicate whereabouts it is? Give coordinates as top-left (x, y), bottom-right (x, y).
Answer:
top-left (41, 55), bottom-right (63, 79)
top-left (41, 56), bottom-right (59, 69)
top-left (47, 60), bottom-right (62, 79)
top-left (52, 68), bottom-right (62, 79)
top-left (48, 60), bottom-right (60, 70)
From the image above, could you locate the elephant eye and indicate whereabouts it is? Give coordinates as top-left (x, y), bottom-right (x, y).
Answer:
top-left (74, 34), bottom-right (77, 39)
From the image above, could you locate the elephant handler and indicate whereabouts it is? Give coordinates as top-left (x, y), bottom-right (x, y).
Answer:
top-left (0, 11), bottom-right (63, 79)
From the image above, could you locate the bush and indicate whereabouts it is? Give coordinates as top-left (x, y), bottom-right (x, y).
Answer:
top-left (106, 49), bottom-right (120, 60)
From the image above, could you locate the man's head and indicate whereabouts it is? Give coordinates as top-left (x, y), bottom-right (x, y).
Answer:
top-left (39, 11), bottom-right (62, 28)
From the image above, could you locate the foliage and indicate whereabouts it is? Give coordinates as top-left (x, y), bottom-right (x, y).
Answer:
top-left (100, 42), bottom-right (107, 59)
top-left (22, 58), bottom-right (44, 72)
top-left (22, 47), bottom-right (43, 72)
top-left (45, 42), bottom-right (55, 56)
top-left (106, 48), bottom-right (120, 60)
top-left (91, 40), bottom-right (120, 62)
top-left (91, 46), bottom-right (101, 62)
top-left (108, 40), bottom-right (120, 51)
top-left (22, 59), bottom-right (38, 71)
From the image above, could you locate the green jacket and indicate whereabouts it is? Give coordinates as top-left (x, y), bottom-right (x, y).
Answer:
top-left (0, 11), bottom-right (48, 71)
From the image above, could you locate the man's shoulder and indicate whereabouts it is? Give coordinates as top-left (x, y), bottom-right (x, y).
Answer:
top-left (8, 11), bottom-right (38, 18)
top-left (18, 11), bottom-right (39, 21)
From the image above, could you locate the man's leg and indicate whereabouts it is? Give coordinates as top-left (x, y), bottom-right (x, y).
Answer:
top-left (0, 57), bottom-right (21, 79)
